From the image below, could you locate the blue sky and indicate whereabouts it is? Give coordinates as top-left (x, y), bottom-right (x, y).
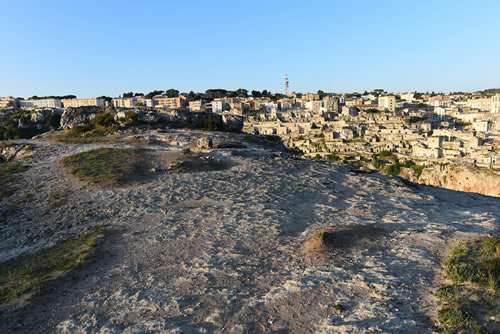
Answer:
top-left (1, 0), bottom-right (499, 98)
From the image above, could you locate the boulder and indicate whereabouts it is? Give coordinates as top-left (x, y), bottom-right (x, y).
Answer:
top-left (60, 108), bottom-right (94, 129)
top-left (138, 112), bottom-right (162, 124)
top-left (30, 111), bottom-right (45, 123)
top-left (0, 144), bottom-right (32, 163)
top-left (222, 114), bottom-right (244, 132)
top-left (197, 137), bottom-right (213, 149)
top-left (115, 111), bottom-right (127, 121)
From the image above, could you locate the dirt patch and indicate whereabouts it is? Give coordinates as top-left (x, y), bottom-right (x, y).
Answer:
top-left (166, 152), bottom-right (228, 173)
top-left (300, 224), bottom-right (386, 264)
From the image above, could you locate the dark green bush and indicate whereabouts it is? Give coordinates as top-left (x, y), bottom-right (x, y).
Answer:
top-left (385, 163), bottom-right (401, 176)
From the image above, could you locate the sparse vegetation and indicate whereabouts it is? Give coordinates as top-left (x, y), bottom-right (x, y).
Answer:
top-left (0, 227), bottom-right (105, 307)
top-left (0, 109), bottom-right (60, 140)
top-left (434, 237), bottom-right (499, 333)
top-left (50, 190), bottom-right (71, 208)
top-left (0, 227), bottom-right (104, 306)
top-left (327, 153), bottom-right (341, 161)
top-left (118, 111), bottom-right (139, 126)
top-left (0, 161), bottom-right (27, 198)
top-left (202, 117), bottom-right (223, 131)
top-left (332, 304), bottom-right (346, 312)
top-left (215, 141), bottom-right (246, 149)
top-left (385, 162), bottom-right (401, 176)
top-left (43, 111), bottom-right (121, 144)
top-left (411, 164), bottom-right (424, 179)
top-left (404, 116), bottom-right (421, 124)
top-left (456, 121), bottom-right (472, 127)
top-left (60, 148), bottom-right (143, 186)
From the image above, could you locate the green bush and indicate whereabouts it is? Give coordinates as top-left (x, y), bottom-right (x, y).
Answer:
top-left (411, 165), bottom-right (424, 178)
top-left (90, 113), bottom-right (115, 127)
top-left (327, 153), bottom-right (341, 161)
top-left (402, 160), bottom-right (416, 168)
top-left (435, 237), bottom-right (500, 333)
top-left (385, 163), bottom-right (401, 176)
top-left (202, 117), bottom-right (222, 131)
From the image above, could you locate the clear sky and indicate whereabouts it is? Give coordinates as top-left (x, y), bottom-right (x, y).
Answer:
top-left (1, 0), bottom-right (499, 98)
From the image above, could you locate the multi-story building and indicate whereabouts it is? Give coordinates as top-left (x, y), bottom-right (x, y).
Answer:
top-left (322, 96), bottom-right (338, 112)
top-left (466, 97), bottom-right (492, 112)
top-left (305, 100), bottom-right (323, 112)
top-left (19, 98), bottom-right (62, 109)
top-left (189, 100), bottom-right (205, 112)
top-left (491, 94), bottom-right (500, 114)
top-left (112, 97), bottom-right (136, 108)
top-left (0, 96), bottom-right (17, 108)
top-left (378, 95), bottom-right (396, 112)
top-left (303, 93), bottom-right (320, 101)
top-left (400, 93), bottom-right (415, 102)
top-left (153, 95), bottom-right (187, 109)
top-left (212, 98), bottom-right (226, 113)
top-left (62, 98), bottom-right (106, 108)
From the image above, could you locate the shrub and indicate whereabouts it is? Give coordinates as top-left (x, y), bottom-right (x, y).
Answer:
top-left (402, 160), bottom-right (416, 168)
top-left (202, 117), bottom-right (222, 131)
top-left (327, 153), bottom-right (341, 161)
top-left (385, 163), bottom-right (401, 176)
top-left (435, 237), bottom-right (500, 333)
top-left (411, 165), bottom-right (424, 178)
top-left (90, 112), bottom-right (115, 127)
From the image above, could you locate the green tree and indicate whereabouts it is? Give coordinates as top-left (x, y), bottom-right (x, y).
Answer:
top-left (145, 90), bottom-right (164, 99)
top-left (252, 90), bottom-right (262, 97)
top-left (123, 92), bottom-right (134, 98)
top-left (166, 89), bottom-right (179, 98)
top-left (235, 88), bottom-right (248, 97)
top-left (224, 103), bottom-right (231, 111)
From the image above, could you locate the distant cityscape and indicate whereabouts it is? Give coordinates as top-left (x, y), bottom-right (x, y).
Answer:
top-left (1, 83), bottom-right (500, 172)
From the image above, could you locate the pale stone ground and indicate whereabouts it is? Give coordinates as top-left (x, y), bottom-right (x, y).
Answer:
top-left (0, 129), bottom-right (498, 333)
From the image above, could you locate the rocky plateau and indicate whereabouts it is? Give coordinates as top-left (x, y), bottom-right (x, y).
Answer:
top-left (0, 129), bottom-right (498, 333)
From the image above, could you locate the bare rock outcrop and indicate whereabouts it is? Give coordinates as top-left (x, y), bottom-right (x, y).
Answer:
top-left (197, 137), bottom-right (213, 149)
top-left (60, 108), bottom-right (96, 129)
top-left (403, 164), bottom-right (500, 197)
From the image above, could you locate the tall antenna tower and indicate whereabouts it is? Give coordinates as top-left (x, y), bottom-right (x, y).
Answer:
top-left (285, 73), bottom-right (289, 96)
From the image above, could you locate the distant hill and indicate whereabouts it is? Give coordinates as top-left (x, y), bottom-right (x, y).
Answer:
top-left (480, 88), bottom-right (500, 95)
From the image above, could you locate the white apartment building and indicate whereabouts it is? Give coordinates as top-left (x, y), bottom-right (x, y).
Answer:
top-left (378, 95), bottom-right (396, 112)
top-left (400, 93), bottom-right (415, 102)
top-left (112, 97), bottom-right (136, 108)
top-left (305, 100), bottom-right (322, 112)
top-left (19, 98), bottom-right (62, 109)
top-left (62, 98), bottom-right (106, 108)
top-left (212, 99), bottom-right (226, 113)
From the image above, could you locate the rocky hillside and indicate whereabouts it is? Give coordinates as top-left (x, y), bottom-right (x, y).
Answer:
top-left (0, 129), bottom-right (498, 333)
top-left (402, 164), bottom-right (500, 198)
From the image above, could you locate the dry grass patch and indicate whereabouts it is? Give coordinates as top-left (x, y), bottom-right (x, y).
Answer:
top-left (60, 148), bottom-right (229, 187)
top-left (0, 227), bottom-right (105, 309)
top-left (60, 148), bottom-right (148, 186)
top-left (0, 161), bottom-right (27, 199)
